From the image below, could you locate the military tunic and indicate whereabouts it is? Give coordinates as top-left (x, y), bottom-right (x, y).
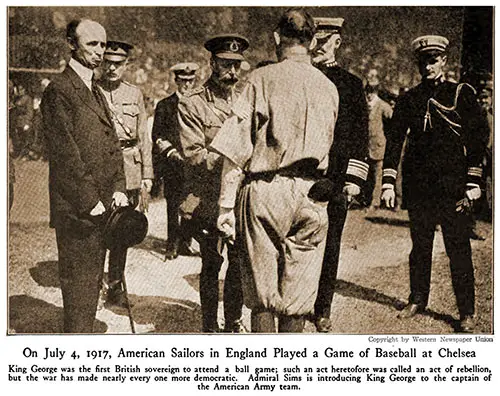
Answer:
top-left (99, 80), bottom-right (153, 191)
top-left (98, 79), bottom-right (153, 291)
top-left (382, 78), bottom-right (489, 318)
top-left (383, 78), bottom-right (488, 206)
top-left (314, 64), bottom-right (370, 321)
top-left (177, 76), bottom-right (243, 332)
top-left (178, 78), bottom-right (237, 227)
top-left (365, 95), bottom-right (393, 207)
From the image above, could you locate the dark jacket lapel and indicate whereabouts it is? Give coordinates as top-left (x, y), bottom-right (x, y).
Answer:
top-left (65, 67), bottom-right (113, 127)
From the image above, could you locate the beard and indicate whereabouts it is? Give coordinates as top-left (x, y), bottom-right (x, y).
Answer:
top-left (219, 73), bottom-right (239, 85)
top-left (311, 50), bottom-right (331, 65)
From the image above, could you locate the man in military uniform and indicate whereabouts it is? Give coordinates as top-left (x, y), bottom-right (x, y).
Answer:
top-left (152, 63), bottom-right (200, 260)
top-left (98, 40), bottom-right (153, 307)
top-left (213, 8), bottom-right (339, 333)
top-left (381, 36), bottom-right (489, 332)
top-left (177, 34), bottom-right (249, 333)
top-left (365, 83), bottom-right (393, 210)
top-left (311, 17), bottom-right (370, 332)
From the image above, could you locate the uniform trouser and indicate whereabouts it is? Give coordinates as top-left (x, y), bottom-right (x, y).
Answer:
top-left (164, 178), bottom-right (190, 244)
top-left (56, 226), bottom-right (106, 333)
top-left (198, 236), bottom-right (243, 331)
top-left (407, 204), bottom-right (475, 319)
top-left (238, 176), bottom-right (329, 322)
top-left (314, 193), bottom-right (348, 319)
top-left (108, 190), bottom-right (140, 286)
top-left (365, 159), bottom-right (383, 207)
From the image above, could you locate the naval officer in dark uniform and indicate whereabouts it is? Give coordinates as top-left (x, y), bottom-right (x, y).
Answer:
top-left (311, 17), bottom-right (370, 332)
top-left (177, 35), bottom-right (250, 333)
top-left (381, 35), bottom-right (489, 333)
top-left (152, 63), bottom-right (199, 260)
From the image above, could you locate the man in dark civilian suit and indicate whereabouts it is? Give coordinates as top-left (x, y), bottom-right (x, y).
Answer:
top-left (311, 17), bottom-right (370, 332)
top-left (152, 62), bottom-right (200, 260)
top-left (41, 19), bottom-right (129, 333)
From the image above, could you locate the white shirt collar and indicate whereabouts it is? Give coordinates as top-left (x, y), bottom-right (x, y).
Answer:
top-left (69, 58), bottom-right (94, 91)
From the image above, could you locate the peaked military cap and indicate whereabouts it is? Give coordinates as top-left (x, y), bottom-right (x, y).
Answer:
top-left (412, 35), bottom-right (449, 55)
top-left (170, 62), bottom-right (199, 80)
top-left (204, 34), bottom-right (249, 60)
top-left (104, 40), bottom-right (134, 61)
top-left (314, 17), bottom-right (344, 39)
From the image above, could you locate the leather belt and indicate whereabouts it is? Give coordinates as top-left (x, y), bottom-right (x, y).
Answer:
top-left (119, 139), bottom-right (138, 149)
top-left (245, 159), bottom-right (325, 182)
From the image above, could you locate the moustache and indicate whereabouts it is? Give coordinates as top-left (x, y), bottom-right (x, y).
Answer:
top-left (220, 74), bottom-right (239, 84)
top-left (312, 52), bottom-right (329, 65)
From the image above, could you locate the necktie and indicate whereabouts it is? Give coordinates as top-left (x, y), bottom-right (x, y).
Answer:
top-left (92, 81), bottom-right (112, 122)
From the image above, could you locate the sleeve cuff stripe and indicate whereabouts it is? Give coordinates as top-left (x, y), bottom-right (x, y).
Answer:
top-left (347, 169), bottom-right (368, 180)
top-left (383, 168), bottom-right (398, 179)
top-left (468, 167), bottom-right (483, 177)
top-left (347, 160), bottom-right (369, 180)
top-left (349, 159), bottom-right (369, 170)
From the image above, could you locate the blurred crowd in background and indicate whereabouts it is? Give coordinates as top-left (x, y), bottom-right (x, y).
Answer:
top-left (7, 7), bottom-right (465, 161)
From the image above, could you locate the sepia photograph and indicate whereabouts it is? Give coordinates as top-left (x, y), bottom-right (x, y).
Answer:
top-left (6, 5), bottom-right (493, 338)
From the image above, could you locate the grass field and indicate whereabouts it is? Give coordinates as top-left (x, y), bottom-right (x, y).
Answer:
top-left (7, 159), bottom-right (493, 334)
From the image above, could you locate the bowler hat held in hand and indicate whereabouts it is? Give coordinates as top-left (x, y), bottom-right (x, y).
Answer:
top-left (103, 206), bottom-right (148, 249)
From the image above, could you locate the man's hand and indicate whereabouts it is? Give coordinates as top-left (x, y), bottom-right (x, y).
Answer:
top-left (217, 207), bottom-right (236, 242)
top-left (343, 183), bottom-right (361, 203)
top-left (112, 191), bottom-right (129, 208)
top-left (465, 186), bottom-right (482, 201)
top-left (141, 179), bottom-right (153, 193)
top-left (156, 139), bottom-right (173, 153)
top-left (381, 187), bottom-right (396, 209)
top-left (90, 201), bottom-right (106, 216)
top-left (169, 150), bottom-right (184, 164)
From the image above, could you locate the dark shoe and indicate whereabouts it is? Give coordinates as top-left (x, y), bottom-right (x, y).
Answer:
top-left (106, 282), bottom-right (133, 309)
top-left (278, 315), bottom-right (305, 333)
top-left (397, 303), bottom-right (424, 319)
top-left (459, 315), bottom-right (476, 333)
top-left (470, 230), bottom-right (486, 241)
top-left (224, 319), bottom-right (248, 334)
top-left (314, 316), bottom-right (332, 333)
top-left (164, 239), bottom-right (179, 260)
